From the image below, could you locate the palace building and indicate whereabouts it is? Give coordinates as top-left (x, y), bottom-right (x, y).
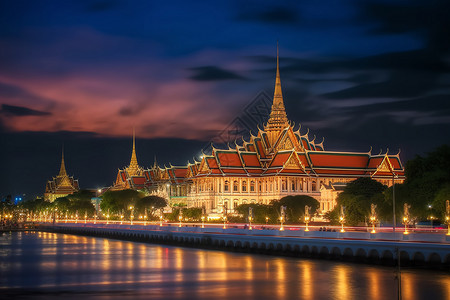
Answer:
top-left (44, 150), bottom-right (80, 202)
top-left (113, 49), bottom-right (405, 215)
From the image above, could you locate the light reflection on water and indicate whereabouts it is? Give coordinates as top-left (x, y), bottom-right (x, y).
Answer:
top-left (0, 231), bottom-right (449, 300)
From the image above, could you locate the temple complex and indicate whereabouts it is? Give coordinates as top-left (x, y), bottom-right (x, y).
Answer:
top-left (112, 48), bottom-right (405, 215)
top-left (44, 149), bottom-right (79, 202)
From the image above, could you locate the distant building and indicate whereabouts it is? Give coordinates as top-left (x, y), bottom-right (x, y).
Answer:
top-left (111, 130), bottom-right (147, 191)
top-left (44, 150), bottom-right (79, 202)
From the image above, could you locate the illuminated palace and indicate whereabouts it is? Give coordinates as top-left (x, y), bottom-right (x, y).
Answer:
top-left (113, 51), bottom-right (405, 215)
top-left (44, 150), bottom-right (80, 202)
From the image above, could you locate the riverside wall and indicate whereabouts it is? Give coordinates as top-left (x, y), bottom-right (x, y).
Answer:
top-left (39, 223), bottom-right (450, 268)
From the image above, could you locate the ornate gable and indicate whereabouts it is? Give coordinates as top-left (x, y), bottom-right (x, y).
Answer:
top-left (284, 151), bottom-right (304, 170)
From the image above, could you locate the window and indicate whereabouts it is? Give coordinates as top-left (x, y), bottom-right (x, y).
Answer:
top-left (250, 181), bottom-right (255, 192)
top-left (233, 200), bottom-right (239, 209)
top-left (233, 181), bottom-right (238, 192)
top-left (291, 181), bottom-right (295, 191)
top-left (282, 180), bottom-right (287, 191)
top-left (242, 181), bottom-right (247, 192)
top-left (224, 181), bottom-right (229, 192)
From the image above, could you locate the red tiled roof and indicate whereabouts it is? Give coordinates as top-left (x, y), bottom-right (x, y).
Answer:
top-left (216, 151), bottom-right (242, 167)
top-left (268, 152), bottom-right (291, 168)
top-left (308, 152), bottom-right (370, 169)
top-left (240, 152), bottom-right (261, 167)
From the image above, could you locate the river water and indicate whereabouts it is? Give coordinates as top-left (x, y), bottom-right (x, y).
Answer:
top-left (1, 231), bottom-right (449, 300)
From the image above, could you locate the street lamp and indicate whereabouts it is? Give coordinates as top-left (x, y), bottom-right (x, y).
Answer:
top-left (222, 205), bottom-right (227, 229)
top-left (339, 206), bottom-right (345, 233)
top-left (248, 207), bottom-right (253, 230)
top-left (428, 204), bottom-right (434, 229)
top-left (370, 203), bottom-right (377, 234)
top-left (304, 205), bottom-right (311, 232)
top-left (129, 206), bottom-right (134, 225)
top-left (403, 203), bottom-right (410, 235)
top-left (280, 206), bottom-right (286, 231)
top-left (179, 208), bottom-right (183, 227)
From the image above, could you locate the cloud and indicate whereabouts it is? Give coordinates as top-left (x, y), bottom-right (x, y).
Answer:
top-left (236, 5), bottom-right (300, 25)
top-left (359, 0), bottom-right (450, 53)
top-left (188, 66), bottom-right (246, 81)
top-left (0, 104), bottom-right (51, 117)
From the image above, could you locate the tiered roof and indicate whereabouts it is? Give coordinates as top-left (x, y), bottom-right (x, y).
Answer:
top-left (44, 149), bottom-right (79, 200)
top-left (112, 130), bottom-right (146, 190)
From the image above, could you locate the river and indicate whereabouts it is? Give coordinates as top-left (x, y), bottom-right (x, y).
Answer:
top-left (1, 231), bottom-right (449, 299)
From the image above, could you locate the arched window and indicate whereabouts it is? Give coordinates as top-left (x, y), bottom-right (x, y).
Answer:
top-left (282, 180), bottom-right (287, 191)
top-left (233, 181), bottom-right (238, 192)
top-left (291, 181), bottom-right (296, 191)
top-left (242, 181), bottom-right (247, 192)
top-left (224, 181), bottom-right (229, 192)
top-left (250, 181), bottom-right (255, 192)
top-left (233, 200), bottom-right (239, 209)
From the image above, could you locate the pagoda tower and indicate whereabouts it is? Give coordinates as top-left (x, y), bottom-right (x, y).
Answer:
top-left (112, 129), bottom-right (146, 190)
top-left (264, 44), bottom-right (290, 147)
top-left (44, 148), bottom-right (80, 202)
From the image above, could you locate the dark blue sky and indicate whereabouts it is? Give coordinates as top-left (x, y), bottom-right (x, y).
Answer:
top-left (1, 0), bottom-right (449, 199)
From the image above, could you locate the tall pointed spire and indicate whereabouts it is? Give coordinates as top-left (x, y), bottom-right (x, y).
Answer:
top-left (126, 127), bottom-right (141, 176)
top-left (273, 41), bottom-right (284, 108)
top-left (264, 43), bottom-right (290, 147)
top-left (129, 127), bottom-right (138, 168)
top-left (58, 145), bottom-right (67, 177)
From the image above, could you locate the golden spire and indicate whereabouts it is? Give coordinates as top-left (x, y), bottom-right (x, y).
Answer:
top-left (126, 128), bottom-right (142, 176)
top-left (273, 41), bottom-right (284, 108)
top-left (130, 127), bottom-right (138, 168)
top-left (58, 146), bottom-right (67, 177)
top-left (264, 43), bottom-right (290, 146)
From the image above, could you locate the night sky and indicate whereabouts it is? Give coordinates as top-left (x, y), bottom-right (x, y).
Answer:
top-left (1, 0), bottom-right (449, 199)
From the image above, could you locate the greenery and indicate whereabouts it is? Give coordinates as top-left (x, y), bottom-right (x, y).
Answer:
top-left (99, 189), bottom-right (143, 218)
top-left (234, 196), bottom-right (319, 224)
top-left (234, 203), bottom-right (276, 223)
top-left (134, 195), bottom-right (167, 218)
top-left (327, 178), bottom-right (387, 226)
top-left (275, 195), bottom-right (319, 223)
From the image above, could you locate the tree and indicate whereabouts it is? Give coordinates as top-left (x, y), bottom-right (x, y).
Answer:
top-left (328, 178), bottom-right (387, 225)
top-left (134, 195), bottom-right (167, 217)
top-left (100, 189), bottom-right (143, 218)
top-left (183, 207), bottom-right (202, 221)
top-left (274, 195), bottom-right (319, 224)
top-left (235, 203), bottom-right (276, 224)
top-left (389, 145), bottom-right (450, 221)
top-left (432, 184), bottom-right (450, 221)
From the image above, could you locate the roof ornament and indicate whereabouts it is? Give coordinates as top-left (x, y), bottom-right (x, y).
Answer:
top-left (303, 128), bottom-right (310, 138)
top-left (396, 148), bottom-right (401, 156)
top-left (368, 146), bottom-right (372, 154)
top-left (311, 135), bottom-right (316, 143)
top-left (386, 148), bottom-right (389, 155)
top-left (378, 149), bottom-right (382, 155)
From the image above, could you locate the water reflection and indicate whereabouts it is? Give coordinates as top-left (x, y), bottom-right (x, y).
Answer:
top-left (0, 232), bottom-right (449, 300)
